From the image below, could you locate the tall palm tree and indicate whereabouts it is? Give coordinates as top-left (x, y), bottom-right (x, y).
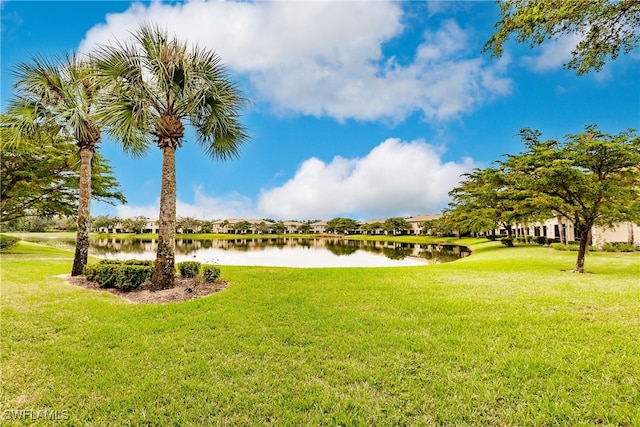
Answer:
top-left (93, 25), bottom-right (248, 290)
top-left (8, 53), bottom-right (103, 276)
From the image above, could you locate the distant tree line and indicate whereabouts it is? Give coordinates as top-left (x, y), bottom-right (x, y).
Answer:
top-left (2, 215), bottom-right (449, 237)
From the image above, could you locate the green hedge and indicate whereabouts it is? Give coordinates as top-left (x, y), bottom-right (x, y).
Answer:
top-left (177, 261), bottom-right (201, 278)
top-left (177, 261), bottom-right (221, 282)
top-left (602, 242), bottom-right (638, 252)
top-left (85, 260), bottom-right (153, 292)
top-left (202, 265), bottom-right (221, 282)
top-left (0, 235), bottom-right (20, 250)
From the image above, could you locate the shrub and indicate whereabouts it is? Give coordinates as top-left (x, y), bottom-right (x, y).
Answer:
top-left (616, 243), bottom-right (636, 252)
top-left (202, 264), bottom-right (221, 282)
top-left (0, 235), bottom-right (19, 250)
top-left (116, 265), bottom-right (153, 292)
top-left (550, 243), bottom-right (581, 252)
top-left (501, 238), bottom-right (514, 247)
top-left (535, 236), bottom-right (553, 245)
top-left (85, 259), bottom-right (153, 291)
top-left (125, 259), bottom-right (153, 266)
top-left (602, 242), bottom-right (637, 252)
top-left (86, 261), bottom-right (118, 288)
top-left (178, 261), bottom-right (201, 278)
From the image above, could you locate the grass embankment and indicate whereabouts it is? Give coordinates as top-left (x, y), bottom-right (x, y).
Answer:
top-left (1, 239), bottom-right (639, 425)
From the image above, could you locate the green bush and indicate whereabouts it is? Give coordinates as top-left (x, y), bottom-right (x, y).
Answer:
top-left (616, 243), bottom-right (636, 252)
top-left (602, 242), bottom-right (637, 252)
top-left (116, 265), bottom-right (153, 292)
top-left (178, 261), bottom-right (201, 278)
top-left (202, 264), bottom-right (221, 282)
top-left (501, 238), bottom-right (514, 247)
top-left (85, 260), bottom-right (153, 291)
top-left (85, 262), bottom-right (119, 288)
top-left (535, 236), bottom-right (553, 245)
top-left (0, 235), bottom-right (20, 250)
top-left (125, 259), bottom-right (153, 266)
top-left (551, 243), bottom-right (581, 252)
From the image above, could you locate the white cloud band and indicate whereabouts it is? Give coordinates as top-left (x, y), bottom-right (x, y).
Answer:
top-left (79, 0), bottom-right (511, 122)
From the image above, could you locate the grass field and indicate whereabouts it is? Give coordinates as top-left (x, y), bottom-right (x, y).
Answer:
top-left (1, 237), bottom-right (639, 425)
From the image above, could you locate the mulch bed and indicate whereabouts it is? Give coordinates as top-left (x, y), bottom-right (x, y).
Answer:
top-left (64, 274), bottom-right (228, 304)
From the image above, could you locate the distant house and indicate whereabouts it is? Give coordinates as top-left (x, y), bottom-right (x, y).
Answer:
top-left (282, 221), bottom-right (303, 234)
top-left (406, 214), bottom-right (443, 235)
top-left (310, 220), bottom-right (328, 234)
top-left (97, 223), bottom-right (123, 234)
top-left (359, 219), bottom-right (385, 235)
top-left (142, 220), bottom-right (159, 234)
top-left (211, 219), bottom-right (274, 234)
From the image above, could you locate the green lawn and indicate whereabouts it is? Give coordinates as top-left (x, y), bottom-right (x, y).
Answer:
top-left (1, 238), bottom-right (639, 425)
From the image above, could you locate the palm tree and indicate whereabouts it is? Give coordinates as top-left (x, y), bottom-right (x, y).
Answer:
top-left (8, 53), bottom-right (103, 276)
top-left (93, 25), bottom-right (248, 290)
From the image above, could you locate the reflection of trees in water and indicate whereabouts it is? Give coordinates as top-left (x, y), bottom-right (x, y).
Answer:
top-left (89, 237), bottom-right (470, 263)
top-left (325, 240), bottom-right (359, 256)
top-left (381, 247), bottom-right (413, 260)
top-left (90, 237), bottom-right (148, 255)
top-left (418, 244), bottom-right (471, 263)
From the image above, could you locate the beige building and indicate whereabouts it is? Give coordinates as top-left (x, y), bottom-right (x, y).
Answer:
top-left (406, 214), bottom-right (442, 235)
top-left (310, 220), bottom-right (328, 234)
top-left (211, 219), bottom-right (274, 234)
top-left (506, 218), bottom-right (639, 248)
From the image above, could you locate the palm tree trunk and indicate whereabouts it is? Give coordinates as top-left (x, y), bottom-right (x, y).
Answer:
top-left (151, 145), bottom-right (177, 290)
top-left (71, 147), bottom-right (93, 276)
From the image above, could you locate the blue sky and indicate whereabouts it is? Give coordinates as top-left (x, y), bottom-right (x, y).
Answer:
top-left (2, 1), bottom-right (639, 221)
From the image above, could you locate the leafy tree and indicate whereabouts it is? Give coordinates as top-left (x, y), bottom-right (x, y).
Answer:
top-left (502, 125), bottom-right (640, 273)
top-left (94, 25), bottom-right (248, 289)
top-left (122, 216), bottom-right (147, 234)
top-left (7, 53), bottom-right (107, 275)
top-left (360, 222), bottom-right (382, 235)
top-left (382, 217), bottom-right (410, 235)
top-left (326, 217), bottom-right (359, 234)
top-left (196, 219), bottom-right (212, 234)
top-left (271, 221), bottom-right (286, 235)
top-left (1, 133), bottom-right (125, 224)
top-left (445, 167), bottom-right (535, 239)
top-left (297, 222), bottom-right (312, 234)
top-left (176, 217), bottom-right (200, 234)
top-left (418, 219), bottom-right (453, 236)
top-left (257, 221), bottom-right (271, 234)
top-left (232, 220), bottom-right (252, 234)
top-left (92, 215), bottom-right (115, 231)
top-left (484, 0), bottom-right (640, 75)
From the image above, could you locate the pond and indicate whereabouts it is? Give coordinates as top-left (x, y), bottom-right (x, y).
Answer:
top-left (21, 235), bottom-right (471, 268)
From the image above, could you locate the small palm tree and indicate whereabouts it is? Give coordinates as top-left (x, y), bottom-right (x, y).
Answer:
top-left (8, 53), bottom-right (102, 276)
top-left (93, 25), bottom-right (248, 289)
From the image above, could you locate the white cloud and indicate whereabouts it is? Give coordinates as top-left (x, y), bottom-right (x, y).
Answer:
top-left (79, 1), bottom-right (511, 122)
top-left (521, 32), bottom-right (583, 72)
top-left (116, 186), bottom-right (255, 220)
top-left (116, 203), bottom-right (157, 220)
top-left (115, 138), bottom-right (476, 220)
top-left (257, 138), bottom-right (476, 219)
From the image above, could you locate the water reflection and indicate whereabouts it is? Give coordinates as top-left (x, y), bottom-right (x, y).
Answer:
top-left (89, 237), bottom-right (470, 268)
